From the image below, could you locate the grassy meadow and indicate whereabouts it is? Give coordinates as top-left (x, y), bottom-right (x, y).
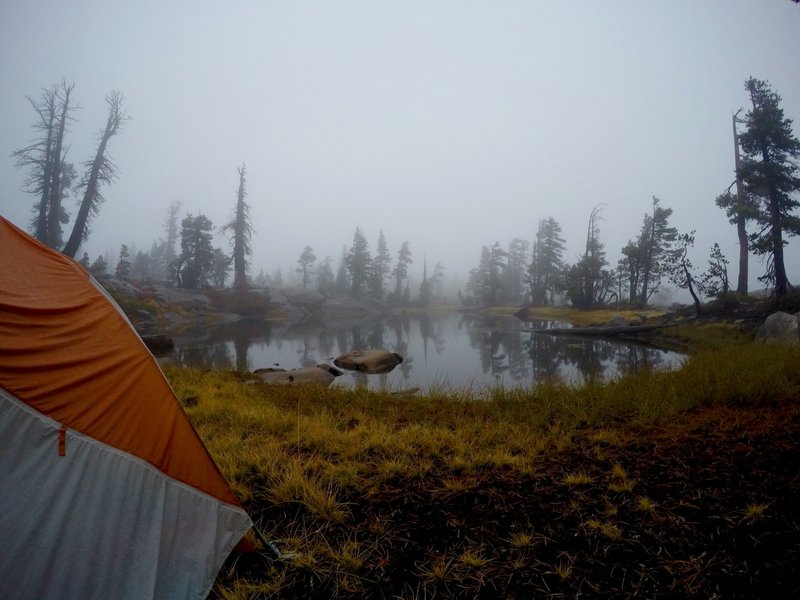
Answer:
top-left (164, 322), bottom-right (800, 598)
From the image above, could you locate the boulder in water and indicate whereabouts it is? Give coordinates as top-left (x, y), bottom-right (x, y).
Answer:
top-left (334, 349), bottom-right (404, 374)
top-left (254, 364), bottom-right (343, 386)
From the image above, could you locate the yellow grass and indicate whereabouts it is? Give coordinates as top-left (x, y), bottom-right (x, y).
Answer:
top-left (164, 340), bottom-right (800, 508)
top-left (163, 335), bottom-right (800, 595)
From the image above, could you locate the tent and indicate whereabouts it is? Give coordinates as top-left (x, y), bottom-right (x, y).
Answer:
top-left (0, 216), bottom-right (253, 599)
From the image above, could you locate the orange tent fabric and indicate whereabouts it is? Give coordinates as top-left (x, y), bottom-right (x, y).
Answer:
top-left (0, 216), bottom-right (252, 599)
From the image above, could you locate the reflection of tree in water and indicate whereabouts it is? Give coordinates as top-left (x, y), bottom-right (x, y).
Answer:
top-left (348, 371), bottom-right (369, 388)
top-left (401, 315), bottom-right (412, 341)
top-left (388, 315), bottom-right (401, 346)
top-left (230, 320), bottom-right (273, 371)
top-left (525, 333), bottom-right (562, 381)
top-left (419, 314), bottom-right (432, 366)
top-left (174, 313), bottom-right (681, 388)
top-left (464, 316), bottom-right (508, 379)
top-left (500, 329), bottom-right (530, 383)
top-left (396, 339), bottom-right (413, 379)
top-left (336, 329), bottom-right (350, 357)
top-left (283, 318), bottom-right (322, 367)
top-left (418, 314), bottom-right (446, 366)
top-left (559, 338), bottom-right (614, 382)
top-left (367, 322), bottom-right (385, 350)
top-left (174, 320), bottom-right (274, 371)
top-left (432, 320), bottom-right (446, 355)
top-left (350, 326), bottom-right (367, 352)
top-left (524, 332), bottom-right (671, 383)
top-left (174, 342), bottom-right (233, 370)
top-left (296, 335), bottom-right (318, 368)
top-left (386, 315), bottom-right (414, 378)
top-left (316, 329), bottom-right (337, 360)
top-left (612, 343), bottom-right (667, 375)
top-left (233, 336), bottom-right (249, 372)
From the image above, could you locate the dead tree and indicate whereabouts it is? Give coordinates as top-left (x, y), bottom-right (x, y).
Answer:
top-left (13, 81), bottom-right (76, 247)
top-left (63, 91), bottom-right (126, 258)
top-left (221, 164), bottom-right (254, 291)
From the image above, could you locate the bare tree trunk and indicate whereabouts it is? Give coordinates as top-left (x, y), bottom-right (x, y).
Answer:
top-left (683, 261), bottom-right (703, 316)
top-left (640, 202), bottom-right (656, 304)
top-left (35, 91), bottom-right (58, 242)
top-left (45, 82), bottom-right (73, 249)
top-left (732, 110), bottom-right (749, 295)
top-left (233, 165), bottom-right (248, 291)
top-left (735, 215), bottom-right (748, 295)
top-left (63, 91), bottom-right (124, 258)
top-left (769, 186), bottom-right (789, 299)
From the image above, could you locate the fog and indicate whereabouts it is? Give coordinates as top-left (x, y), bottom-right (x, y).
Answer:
top-left (1, 2), bottom-right (799, 297)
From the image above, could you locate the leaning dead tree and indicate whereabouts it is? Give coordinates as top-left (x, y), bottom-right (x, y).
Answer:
top-left (63, 91), bottom-right (126, 258)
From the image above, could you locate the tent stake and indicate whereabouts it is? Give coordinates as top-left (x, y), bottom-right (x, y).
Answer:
top-left (252, 527), bottom-right (282, 560)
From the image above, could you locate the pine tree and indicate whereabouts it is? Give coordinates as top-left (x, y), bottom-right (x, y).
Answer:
top-left (418, 257), bottom-right (432, 306)
top-left (296, 246), bottom-right (316, 288)
top-left (316, 256), bottom-right (335, 295)
top-left (346, 227), bottom-right (371, 298)
top-left (115, 244), bottom-right (131, 278)
top-left (162, 201), bottom-right (182, 279)
top-left (369, 231), bottom-right (392, 300)
top-left (390, 241), bottom-right (413, 305)
top-left (89, 254), bottom-right (107, 276)
top-left (210, 248), bottom-right (232, 288)
top-left (175, 214), bottom-right (215, 288)
top-left (564, 205), bottom-right (613, 308)
top-left (737, 78), bottom-right (800, 298)
top-left (701, 243), bottom-right (730, 299)
top-left (618, 198), bottom-right (679, 304)
top-left (505, 238), bottom-right (530, 304)
top-left (528, 218), bottom-right (565, 305)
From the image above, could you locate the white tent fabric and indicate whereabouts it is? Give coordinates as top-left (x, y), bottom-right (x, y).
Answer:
top-left (0, 388), bottom-right (252, 600)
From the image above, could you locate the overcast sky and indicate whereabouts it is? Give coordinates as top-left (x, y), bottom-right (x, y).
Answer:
top-left (1, 1), bottom-right (798, 295)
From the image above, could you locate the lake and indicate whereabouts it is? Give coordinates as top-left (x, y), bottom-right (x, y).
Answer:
top-left (165, 312), bottom-right (684, 392)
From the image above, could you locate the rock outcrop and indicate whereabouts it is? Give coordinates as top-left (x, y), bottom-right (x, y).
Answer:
top-left (755, 311), bottom-right (800, 345)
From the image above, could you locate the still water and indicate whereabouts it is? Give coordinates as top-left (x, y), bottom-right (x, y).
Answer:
top-left (167, 312), bottom-right (684, 391)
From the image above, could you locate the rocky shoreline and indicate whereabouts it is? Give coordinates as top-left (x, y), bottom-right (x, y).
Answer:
top-left (99, 276), bottom-right (389, 337)
top-left (100, 276), bottom-right (800, 351)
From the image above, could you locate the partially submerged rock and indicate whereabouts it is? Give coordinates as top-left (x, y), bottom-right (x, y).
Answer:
top-left (334, 349), bottom-right (404, 374)
top-left (755, 311), bottom-right (800, 345)
top-left (254, 364), bottom-right (343, 386)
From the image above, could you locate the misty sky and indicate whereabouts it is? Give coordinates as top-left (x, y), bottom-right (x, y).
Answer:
top-left (1, 1), bottom-right (799, 296)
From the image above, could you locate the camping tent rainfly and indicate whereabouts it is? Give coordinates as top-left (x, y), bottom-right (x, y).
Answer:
top-left (0, 216), bottom-right (253, 599)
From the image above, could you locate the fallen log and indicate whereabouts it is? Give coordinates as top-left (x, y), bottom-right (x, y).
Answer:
top-left (531, 324), bottom-right (671, 337)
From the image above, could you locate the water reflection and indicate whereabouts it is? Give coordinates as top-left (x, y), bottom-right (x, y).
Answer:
top-left (167, 312), bottom-right (683, 391)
